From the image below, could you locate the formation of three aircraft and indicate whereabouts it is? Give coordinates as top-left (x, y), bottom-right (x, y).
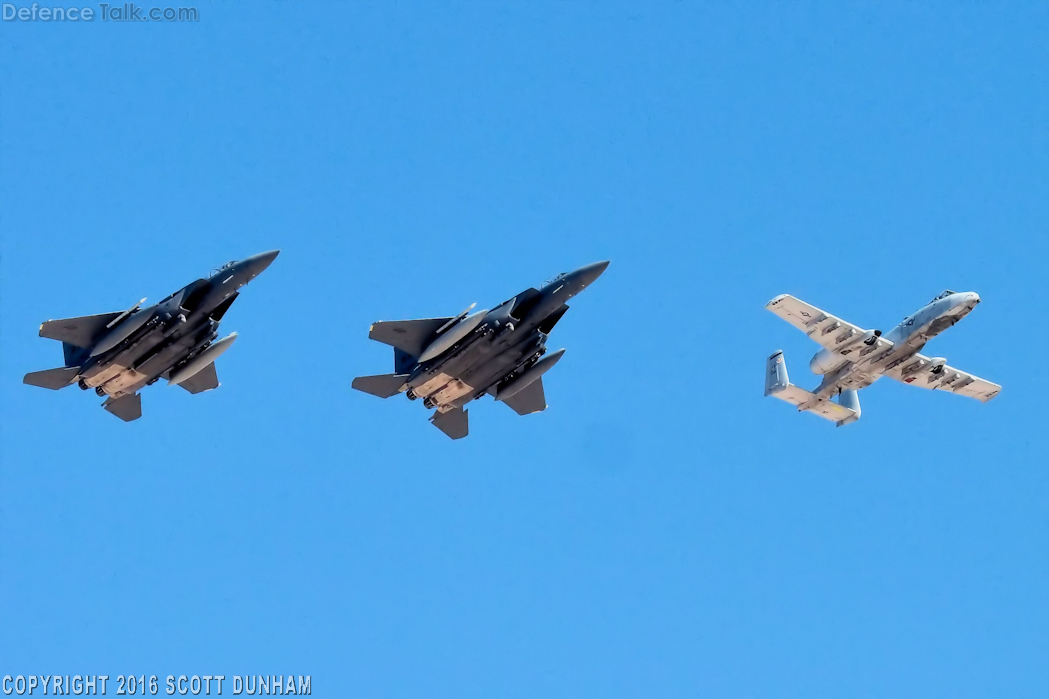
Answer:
top-left (23, 251), bottom-right (1000, 438)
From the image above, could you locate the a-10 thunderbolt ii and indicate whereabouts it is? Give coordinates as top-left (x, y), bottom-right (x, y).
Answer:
top-left (764, 290), bottom-right (1000, 425)
top-left (352, 261), bottom-right (610, 439)
top-left (23, 250), bottom-right (280, 421)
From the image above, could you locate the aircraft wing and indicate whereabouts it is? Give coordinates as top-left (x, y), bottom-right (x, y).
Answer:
top-left (39, 311), bottom-right (124, 348)
top-left (765, 294), bottom-right (892, 353)
top-left (884, 354), bottom-right (1001, 403)
top-left (177, 362), bottom-right (220, 394)
top-left (368, 317), bottom-right (452, 357)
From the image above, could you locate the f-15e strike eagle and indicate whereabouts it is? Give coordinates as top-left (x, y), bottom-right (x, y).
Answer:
top-left (24, 251), bottom-right (279, 421)
top-left (764, 290), bottom-right (1000, 426)
top-left (352, 261), bottom-right (610, 439)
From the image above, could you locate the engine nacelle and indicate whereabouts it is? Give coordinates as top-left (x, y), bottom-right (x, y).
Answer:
top-left (809, 348), bottom-right (848, 375)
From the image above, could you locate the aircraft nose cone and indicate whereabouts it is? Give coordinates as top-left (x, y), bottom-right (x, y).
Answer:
top-left (244, 249), bottom-right (280, 277)
top-left (575, 260), bottom-right (610, 288)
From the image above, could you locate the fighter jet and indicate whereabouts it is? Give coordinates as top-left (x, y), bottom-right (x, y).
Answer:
top-left (352, 261), bottom-right (610, 439)
top-left (764, 290), bottom-right (1000, 425)
top-left (23, 250), bottom-right (280, 421)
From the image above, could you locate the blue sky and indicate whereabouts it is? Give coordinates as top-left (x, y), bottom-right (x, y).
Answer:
top-left (1, 2), bottom-right (1047, 696)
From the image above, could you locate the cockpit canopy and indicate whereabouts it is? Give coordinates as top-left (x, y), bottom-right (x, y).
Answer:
top-left (930, 290), bottom-right (956, 304)
top-left (541, 272), bottom-right (567, 288)
top-left (209, 261), bottom-right (237, 278)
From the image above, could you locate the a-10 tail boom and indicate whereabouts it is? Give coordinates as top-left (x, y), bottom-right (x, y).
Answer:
top-left (764, 350), bottom-right (860, 426)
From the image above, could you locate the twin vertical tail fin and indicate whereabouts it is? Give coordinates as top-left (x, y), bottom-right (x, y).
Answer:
top-left (394, 348), bottom-right (417, 374)
top-left (764, 351), bottom-right (860, 426)
top-left (764, 350), bottom-right (792, 397)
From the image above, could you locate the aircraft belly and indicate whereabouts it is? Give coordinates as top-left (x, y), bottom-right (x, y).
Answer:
top-left (82, 362), bottom-right (128, 388)
top-left (82, 329), bottom-right (168, 387)
top-left (839, 371), bottom-right (879, 391)
top-left (413, 373), bottom-right (455, 398)
top-left (459, 341), bottom-right (534, 392)
top-left (432, 378), bottom-right (475, 406)
top-left (101, 368), bottom-right (150, 396)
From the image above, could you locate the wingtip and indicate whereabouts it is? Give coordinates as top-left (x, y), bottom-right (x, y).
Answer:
top-left (766, 293), bottom-right (791, 308)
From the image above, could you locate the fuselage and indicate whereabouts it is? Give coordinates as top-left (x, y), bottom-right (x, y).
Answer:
top-left (809, 290), bottom-right (981, 397)
top-left (404, 261), bottom-right (608, 413)
top-left (74, 251), bottom-right (279, 398)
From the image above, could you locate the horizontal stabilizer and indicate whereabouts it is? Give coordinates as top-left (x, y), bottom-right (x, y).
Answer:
top-left (40, 311), bottom-right (123, 349)
top-left (23, 366), bottom-right (80, 390)
top-left (369, 318), bottom-right (453, 358)
top-left (431, 407), bottom-right (469, 440)
top-left (765, 351), bottom-right (859, 426)
top-left (501, 376), bottom-right (547, 415)
top-left (103, 393), bottom-right (142, 422)
top-left (352, 373), bottom-right (409, 399)
top-left (177, 362), bottom-right (219, 394)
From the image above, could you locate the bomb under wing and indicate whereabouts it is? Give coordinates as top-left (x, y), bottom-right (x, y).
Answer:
top-left (352, 260), bottom-right (609, 439)
top-left (23, 250), bottom-right (279, 421)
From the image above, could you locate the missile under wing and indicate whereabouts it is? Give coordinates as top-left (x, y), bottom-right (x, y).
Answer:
top-left (352, 261), bottom-right (609, 439)
top-left (23, 250), bottom-right (279, 421)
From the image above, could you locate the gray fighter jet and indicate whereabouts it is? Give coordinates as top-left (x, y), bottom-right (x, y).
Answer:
top-left (352, 261), bottom-right (609, 439)
top-left (24, 250), bottom-right (280, 421)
